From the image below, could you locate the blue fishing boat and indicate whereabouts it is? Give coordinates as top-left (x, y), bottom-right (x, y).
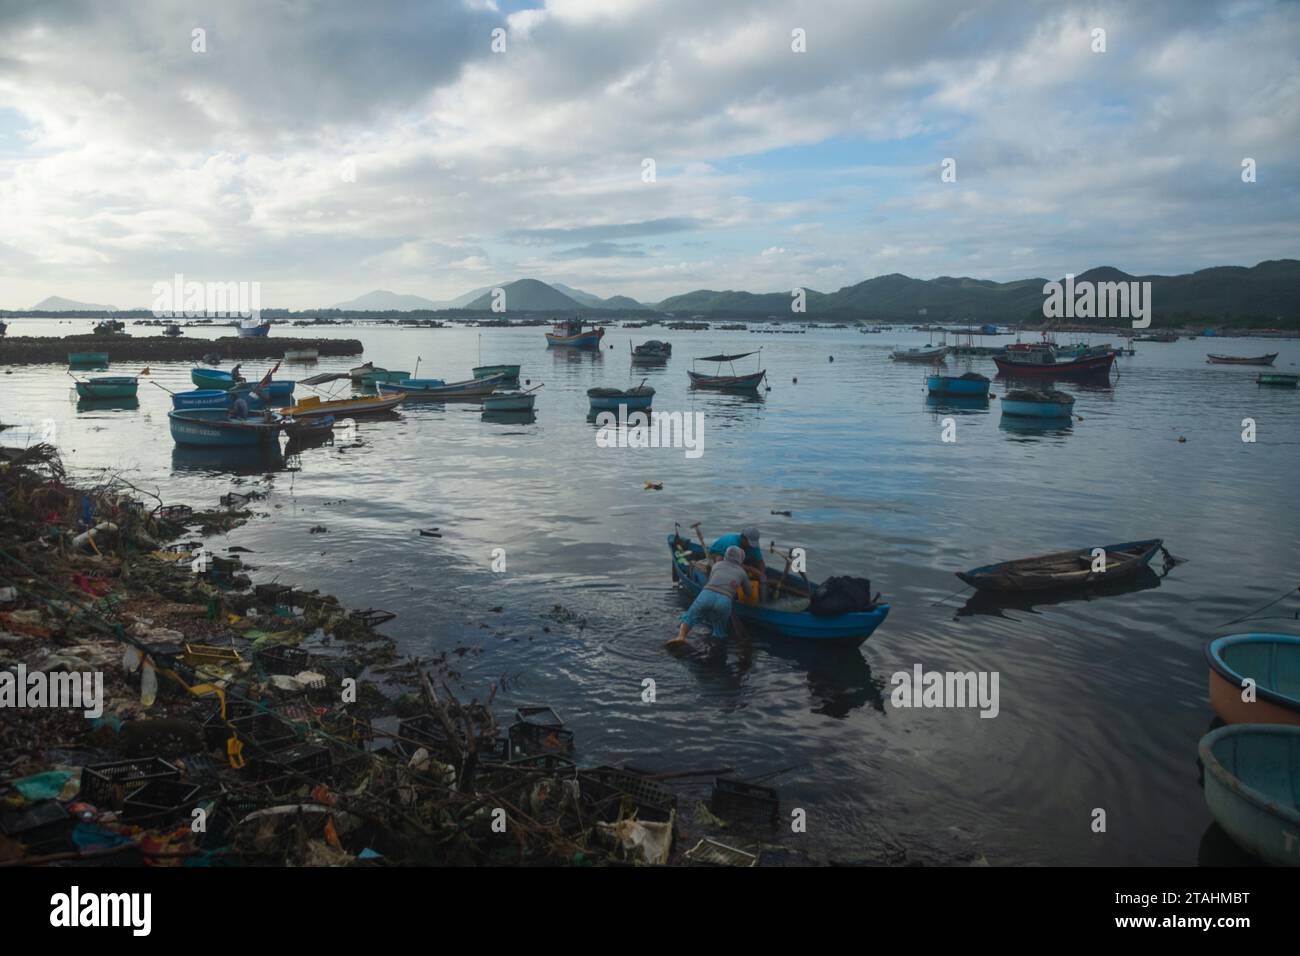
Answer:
top-left (1206, 633), bottom-right (1300, 726)
top-left (68, 351), bottom-right (109, 369)
top-left (236, 319), bottom-right (271, 338)
top-left (545, 319), bottom-right (605, 349)
top-left (667, 534), bottom-right (889, 644)
top-left (588, 384), bottom-right (654, 413)
top-left (1199, 723), bottom-right (1300, 866)
top-left (168, 408), bottom-right (283, 447)
top-left (192, 367), bottom-right (238, 390)
top-left (73, 376), bottom-right (138, 400)
top-left (232, 380), bottom-right (295, 402)
top-left (172, 389), bottom-right (231, 410)
top-left (1000, 388), bottom-right (1075, 419)
top-left (927, 372), bottom-right (990, 397)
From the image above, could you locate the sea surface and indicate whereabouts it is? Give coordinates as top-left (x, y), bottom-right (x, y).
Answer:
top-left (3, 317), bottom-right (1298, 864)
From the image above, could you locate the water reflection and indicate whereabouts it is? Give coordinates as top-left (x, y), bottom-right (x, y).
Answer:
top-left (999, 414), bottom-right (1074, 438)
top-left (75, 397), bottom-right (140, 413)
top-left (956, 566), bottom-right (1164, 619)
top-left (171, 443), bottom-right (286, 475)
top-left (482, 410), bottom-right (538, 427)
top-left (924, 394), bottom-right (990, 416)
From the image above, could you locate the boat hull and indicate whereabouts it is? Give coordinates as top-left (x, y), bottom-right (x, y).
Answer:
top-left (284, 349), bottom-right (318, 361)
top-left (191, 367), bottom-right (237, 389)
top-left (473, 365), bottom-right (521, 385)
top-left (482, 392), bottom-right (536, 412)
top-left (281, 395), bottom-right (404, 418)
top-left (1257, 373), bottom-right (1298, 387)
top-left (378, 372), bottom-right (508, 399)
top-left (957, 538), bottom-right (1163, 592)
top-left (892, 347), bottom-right (949, 362)
top-left (546, 330), bottom-right (605, 349)
top-left (68, 352), bottom-right (109, 368)
top-left (167, 409), bottom-right (281, 447)
top-left (1207, 353), bottom-right (1277, 366)
top-left (993, 351), bottom-right (1116, 377)
top-left (74, 377), bottom-right (138, 400)
top-left (359, 370), bottom-right (411, 386)
top-left (1206, 633), bottom-right (1300, 726)
top-left (927, 375), bottom-right (990, 397)
top-left (668, 535), bottom-right (889, 643)
top-left (237, 322), bottom-right (271, 338)
top-left (1199, 724), bottom-right (1300, 866)
top-left (687, 369), bottom-right (766, 391)
top-left (172, 389), bottom-right (231, 410)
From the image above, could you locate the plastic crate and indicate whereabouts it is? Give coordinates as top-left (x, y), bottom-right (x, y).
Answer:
top-left (397, 713), bottom-right (496, 759)
top-left (685, 838), bottom-right (758, 867)
top-left (121, 779), bottom-right (202, 825)
top-left (80, 757), bottom-right (180, 808)
top-left (580, 766), bottom-right (675, 823)
top-left (182, 643), bottom-right (244, 667)
top-left (256, 742), bottom-right (332, 794)
top-left (710, 777), bottom-right (779, 828)
top-left (515, 705), bottom-right (563, 727)
top-left (256, 645), bottom-right (311, 676)
top-left (508, 721), bottom-right (574, 755)
top-left (503, 752), bottom-right (576, 776)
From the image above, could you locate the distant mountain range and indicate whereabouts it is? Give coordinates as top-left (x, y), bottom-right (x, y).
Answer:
top-left (17, 260), bottom-right (1299, 324)
top-left (656, 260), bottom-right (1300, 322)
top-left (30, 295), bottom-right (119, 312)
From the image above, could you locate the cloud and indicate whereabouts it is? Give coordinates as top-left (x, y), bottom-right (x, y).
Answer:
top-left (0, 0), bottom-right (1296, 306)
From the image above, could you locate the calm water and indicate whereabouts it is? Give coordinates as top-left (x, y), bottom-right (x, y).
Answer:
top-left (3, 318), bottom-right (1298, 864)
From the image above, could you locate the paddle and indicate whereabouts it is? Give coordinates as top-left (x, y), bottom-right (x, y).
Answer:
top-left (148, 380), bottom-right (177, 396)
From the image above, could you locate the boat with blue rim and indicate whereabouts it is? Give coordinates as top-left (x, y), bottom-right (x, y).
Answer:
top-left (377, 371), bottom-right (509, 399)
top-left (167, 408), bottom-right (283, 447)
top-left (588, 383), bottom-right (654, 413)
top-left (667, 533), bottom-right (889, 643)
top-left (1206, 633), bottom-right (1300, 726)
top-left (926, 372), bottom-right (990, 397)
top-left (73, 376), bottom-right (138, 400)
top-left (1000, 388), bottom-right (1075, 419)
top-left (1198, 723), bottom-right (1300, 865)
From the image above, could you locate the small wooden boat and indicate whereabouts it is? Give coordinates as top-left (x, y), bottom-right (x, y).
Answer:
top-left (167, 408), bottom-right (282, 447)
top-left (483, 384), bottom-right (541, 413)
top-left (1206, 633), bottom-right (1300, 726)
top-left (687, 351), bottom-right (766, 391)
top-left (280, 394), bottom-right (405, 418)
top-left (350, 362), bottom-right (381, 380)
top-left (68, 351), bottom-right (109, 368)
top-left (994, 343), bottom-right (1116, 377)
top-left (1257, 373), bottom-right (1298, 387)
top-left (172, 389), bottom-right (231, 410)
top-left (891, 345), bottom-right (948, 362)
top-left (588, 384), bottom-right (654, 413)
top-left (927, 372), bottom-right (990, 397)
top-left (201, 352), bottom-right (222, 365)
top-left (1207, 353), bottom-right (1277, 366)
top-left (956, 538), bottom-right (1163, 592)
top-left (191, 367), bottom-right (239, 390)
top-left (93, 319), bottom-right (126, 335)
top-left (163, 323), bottom-right (183, 337)
top-left (73, 376), bottom-right (138, 400)
top-left (473, 364), bottom-right (521, 385)
top-left (1001, 388), bottom-right (1075, 418)
top-left (631, 340), bottom-right (672, 363)
top-left (284, 348), bottom-right (318, 361)
top-left (668, 535), bottom-right (889, 644)
top-left (377, 372), bottom-right (509, 399)
top-left (1135, 332), bottom-right (1178, 342)
top-left (1198, 723), bottom-right (1300, 866)
top-left (545, 319), bottom-right (605, 349)
top-left (236, 319), bottom-right (271, 338)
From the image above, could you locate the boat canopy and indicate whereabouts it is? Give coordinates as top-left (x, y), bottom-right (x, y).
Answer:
top-left (696, 350), bottom-right (759, 363)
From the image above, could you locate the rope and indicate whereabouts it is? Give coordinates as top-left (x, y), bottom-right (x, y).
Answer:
top-left (1219, 584), bottom-right (1300, 627)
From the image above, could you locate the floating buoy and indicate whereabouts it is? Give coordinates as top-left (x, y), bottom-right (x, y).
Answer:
top-left (829, 356), bottom-right (834, 362)
top-left (792, 377), bottom-right (798, 384)
top-left (644, 480), bottom-right (663, 490)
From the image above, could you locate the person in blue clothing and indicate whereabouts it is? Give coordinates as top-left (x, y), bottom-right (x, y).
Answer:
top-left (708, 526), bottom-right (767, 600)
top-left (668, 545), bottom-right (750, 646)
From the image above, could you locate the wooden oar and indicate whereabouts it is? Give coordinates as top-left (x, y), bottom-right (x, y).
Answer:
top-left (148, 380), bottom-right (178, 396)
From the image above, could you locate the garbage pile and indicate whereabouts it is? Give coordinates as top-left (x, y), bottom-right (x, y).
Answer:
top-left (0, 444), bottom-right (788, 866)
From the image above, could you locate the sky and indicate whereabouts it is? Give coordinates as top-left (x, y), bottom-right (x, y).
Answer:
top-left (0, 0), bottom-right (1297, 310)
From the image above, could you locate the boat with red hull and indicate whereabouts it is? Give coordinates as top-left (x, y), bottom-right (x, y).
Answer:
top-left (993, 342), bottom-right (1116, 378)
